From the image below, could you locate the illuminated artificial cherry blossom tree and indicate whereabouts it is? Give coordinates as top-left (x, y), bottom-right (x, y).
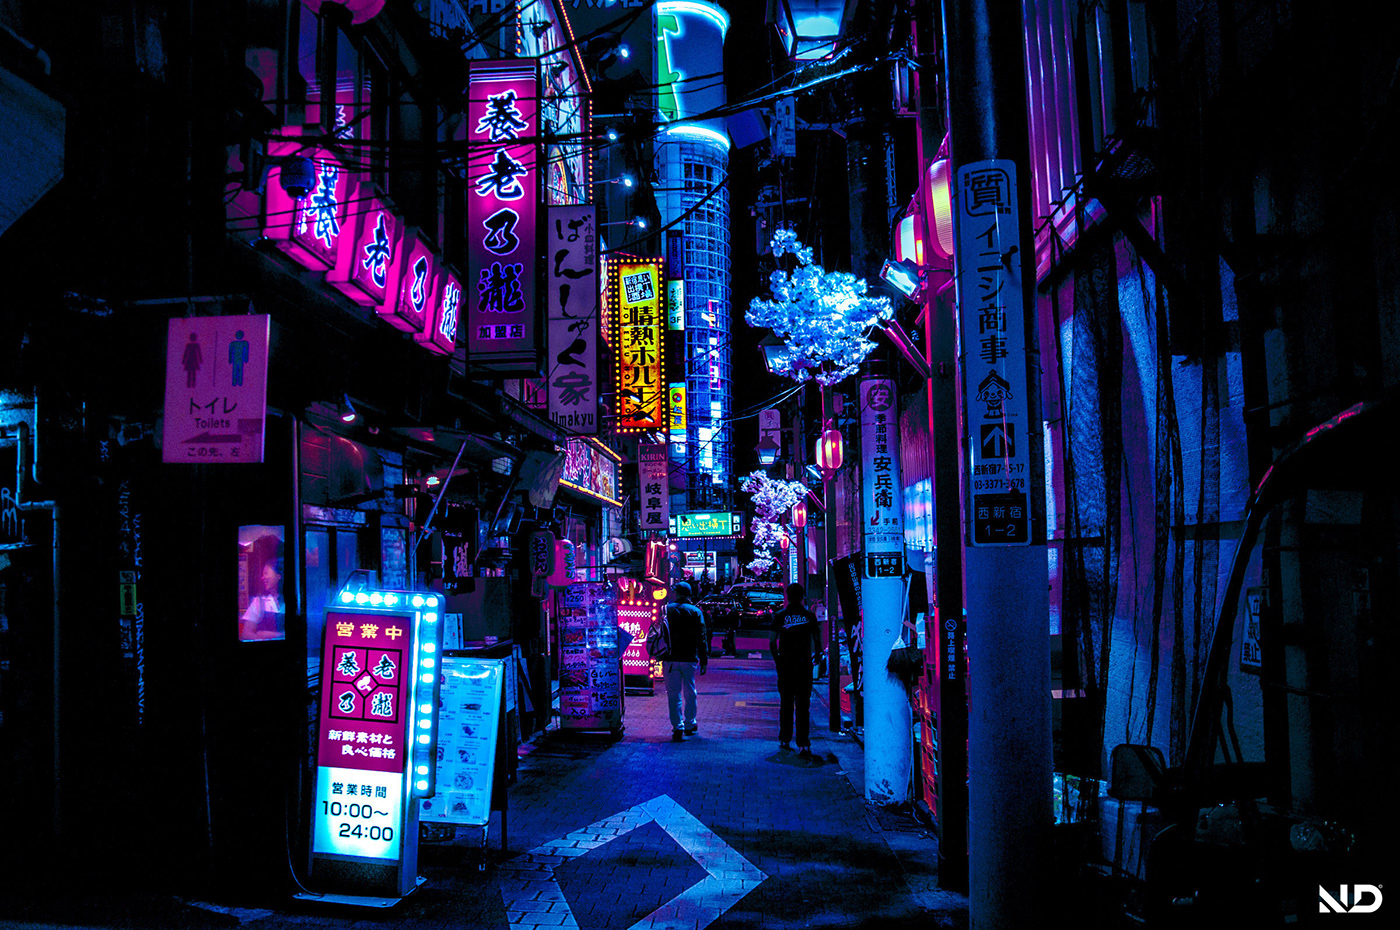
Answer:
top-left (745, 228), bottom-right (894, 386)
top-left (740, 470), bottom-right (809, 575)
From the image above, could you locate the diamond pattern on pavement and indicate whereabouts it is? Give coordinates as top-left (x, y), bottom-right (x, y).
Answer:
top-left (498, 793), bottom-right (767, 930)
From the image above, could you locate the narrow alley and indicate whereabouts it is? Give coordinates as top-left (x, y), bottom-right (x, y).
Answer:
top-left (1, 661), bottom-right (968, 930)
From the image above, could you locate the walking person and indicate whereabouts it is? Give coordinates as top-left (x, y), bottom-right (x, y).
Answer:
top-left (772, 583), bottom-right (822, 756)
top-left (663, 581), bottom-right (708, 741)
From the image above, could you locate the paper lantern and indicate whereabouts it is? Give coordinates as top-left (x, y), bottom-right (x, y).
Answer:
top-left (300, 0), bottom-right (386, 25)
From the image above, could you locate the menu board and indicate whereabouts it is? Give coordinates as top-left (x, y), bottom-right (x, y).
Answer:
top-left (419, 657), bottom-right (503, 827)
top-left (558, 583), bottom-right (623, 731)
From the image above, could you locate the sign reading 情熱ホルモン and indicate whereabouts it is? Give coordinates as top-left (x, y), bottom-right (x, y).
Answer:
top-left (162, 315), bottom-right (269, 464)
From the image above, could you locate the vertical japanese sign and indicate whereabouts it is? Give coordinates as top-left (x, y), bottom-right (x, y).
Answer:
top-left (546, 205), bottom-right (599, 433)
top-left (313, 610), bottom-right (413, 860)
top-left (162, 315), bottom-right (269, 464)
top-left (611, 258), bottom-right (666, 431)
top-left (954, 159), bottom-right (1031, 545)
top-left (466, 60), bottom-right (542, 374)
top-left (860, 378), bottom-right (905, 578)
top-left (263, 145), bottom-right (351, 271)
top-left (328, 191), bottom-right (402, 308)
top-left (638, 442), bottom-right (669, 537)
top-left (557, 583), bottom-right (623, 731)
top-left (310, 591), bottom-right (443, 887)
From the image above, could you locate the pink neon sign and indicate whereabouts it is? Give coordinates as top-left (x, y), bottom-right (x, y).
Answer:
top-left (416, 266), bottom-right (461, 357)
top-left (263, 142), bottom-right (351, 271)
top-left (329, 191), bottom-right (402, 308)
top-left (384, 229), bottom-right (438, 335)
top-left (465, 60), bottom-right (541, 373)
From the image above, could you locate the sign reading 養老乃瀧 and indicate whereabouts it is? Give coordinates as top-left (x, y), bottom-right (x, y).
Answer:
top-left (465, 60), bottom-right (542, 374)
top-left (162, 315), bottom-right (269, 464)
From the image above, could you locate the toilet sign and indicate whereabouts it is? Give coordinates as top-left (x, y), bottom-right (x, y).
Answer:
top-left (162, 315), bottom-right (269, 464)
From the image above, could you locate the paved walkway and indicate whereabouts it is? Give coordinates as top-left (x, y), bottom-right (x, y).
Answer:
top-left (0, 660), bottom-right (968, 930)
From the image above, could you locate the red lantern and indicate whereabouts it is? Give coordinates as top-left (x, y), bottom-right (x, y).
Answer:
top-left (779, 534), bottom-right (790, 551)
top-left (816, 423), bottom-right (843, 475)
top-left (791, 500), bottom-right (808, 529)
top-left (300, 0), bottom-right (386, 25)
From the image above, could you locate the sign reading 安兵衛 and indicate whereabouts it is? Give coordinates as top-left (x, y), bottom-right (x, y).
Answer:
top-left (859, 378), bottom-right (905, 578)
top-left (162, 315), bottom-right (269, 464)
top-left (955, 159), bottom-right (1031, 546)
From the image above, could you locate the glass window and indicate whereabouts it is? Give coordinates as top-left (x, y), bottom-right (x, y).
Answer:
top-left (238, 525), bottom-right (286, 643)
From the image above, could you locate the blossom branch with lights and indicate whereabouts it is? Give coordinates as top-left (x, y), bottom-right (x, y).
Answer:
top-left (746, 228), bottom-right (894, 386)
top-left (740, 470), bottom-right (809, 574)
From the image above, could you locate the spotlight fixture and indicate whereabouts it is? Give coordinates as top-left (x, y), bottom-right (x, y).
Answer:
top-left (880, 258), bottom-right (922, 299)
top-left (339, 393), bottom-right (358, 424)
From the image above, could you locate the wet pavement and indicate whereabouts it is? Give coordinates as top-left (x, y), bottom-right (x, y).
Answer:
top-left (0, 659), bottom-right (968, 930)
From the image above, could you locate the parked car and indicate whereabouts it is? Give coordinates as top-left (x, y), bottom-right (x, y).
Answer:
top-left (699, 582), bottom-right (787, 657)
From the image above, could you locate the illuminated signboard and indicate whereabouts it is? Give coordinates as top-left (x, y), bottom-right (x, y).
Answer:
top-left (557, 583), bottom-right (623, 731)
top-left (617, 578), bottom-right (662, 680)
top-left (310, 589), bottom-right (443, 898)
top-left (639, 442), bottom-right (669, 536)
top-left (162, 315), bottom-right (269, 464)
top-left (387, 228), bottom-right (439, 336)
top-left (668, 382), bottom-right (686, 434)
top-left (610, 257), bottom-right (666, 432)
top-left (416, 265), bottom-right (461, 357)
top-left (666, 278), bottom-right (685, 331)
top-left (656, 1), bottom-right (731, 149)
top-left (559, 437), bottom-right (622, 506)
top-left (859, 378), bottom-right (906, 577)
top-left (419, 657), bottom-right (503, 828)
top-left (669, 511), bottom-right (739, 538)
top-left (264, 142), bottom-right (353, 270)
top-left (465, 59), bottom-right (543, 374)
top-left (329, 191), bottom-right (402, 308)
top-left (546, 205), bottom-right (599, 433)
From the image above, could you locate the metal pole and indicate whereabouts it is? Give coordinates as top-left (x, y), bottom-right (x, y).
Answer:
top-left (913, 0), bottom-right (969, 892)
top-left (943, 0), bottom-right (1053, 925)
top-left (823, 384), bottom-right (841, 733)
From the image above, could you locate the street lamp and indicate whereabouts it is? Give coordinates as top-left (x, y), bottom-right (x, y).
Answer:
top-left (758, 333), bottom-right (788, 374)
top-left (791, 499), bottom-right (807, 529)
top-left (755, 434), bottom-right (781, 466)
top-left (600, 217), bottom-right (647, 230)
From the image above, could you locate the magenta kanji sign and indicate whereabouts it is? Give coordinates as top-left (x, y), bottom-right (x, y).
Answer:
top-left (465, 59), bottom-right (542, 374)
top-left (316, 609), bottom-right (413, 775)
top-left (387, 228), bottom-right (439, 335)
top-left (329, 191), bottom-right (402, 308)
top-left (417, 265), bottom-right (461, 357)
top-left (263, 142), bottom-right (351, 271)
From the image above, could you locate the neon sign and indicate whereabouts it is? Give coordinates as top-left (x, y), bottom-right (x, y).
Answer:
top-left (466, 60), bottom-right (542, 374)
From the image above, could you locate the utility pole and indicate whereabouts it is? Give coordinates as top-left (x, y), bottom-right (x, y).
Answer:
top-left (845, 0), bottom-right (911, 806)
top-left (912, 1), bottom-right (969, 892)
top-left (943, 0), bottom-right (1053, 927)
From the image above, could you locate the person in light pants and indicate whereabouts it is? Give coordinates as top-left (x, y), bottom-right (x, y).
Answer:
top-left (663, 581), bottom-right (708, 741)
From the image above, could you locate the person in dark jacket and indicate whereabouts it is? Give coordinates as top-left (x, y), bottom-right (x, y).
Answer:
top-left (664, 581), bottom-right (708, 741)
top-left (771, 582), bottom-right (822, 755)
